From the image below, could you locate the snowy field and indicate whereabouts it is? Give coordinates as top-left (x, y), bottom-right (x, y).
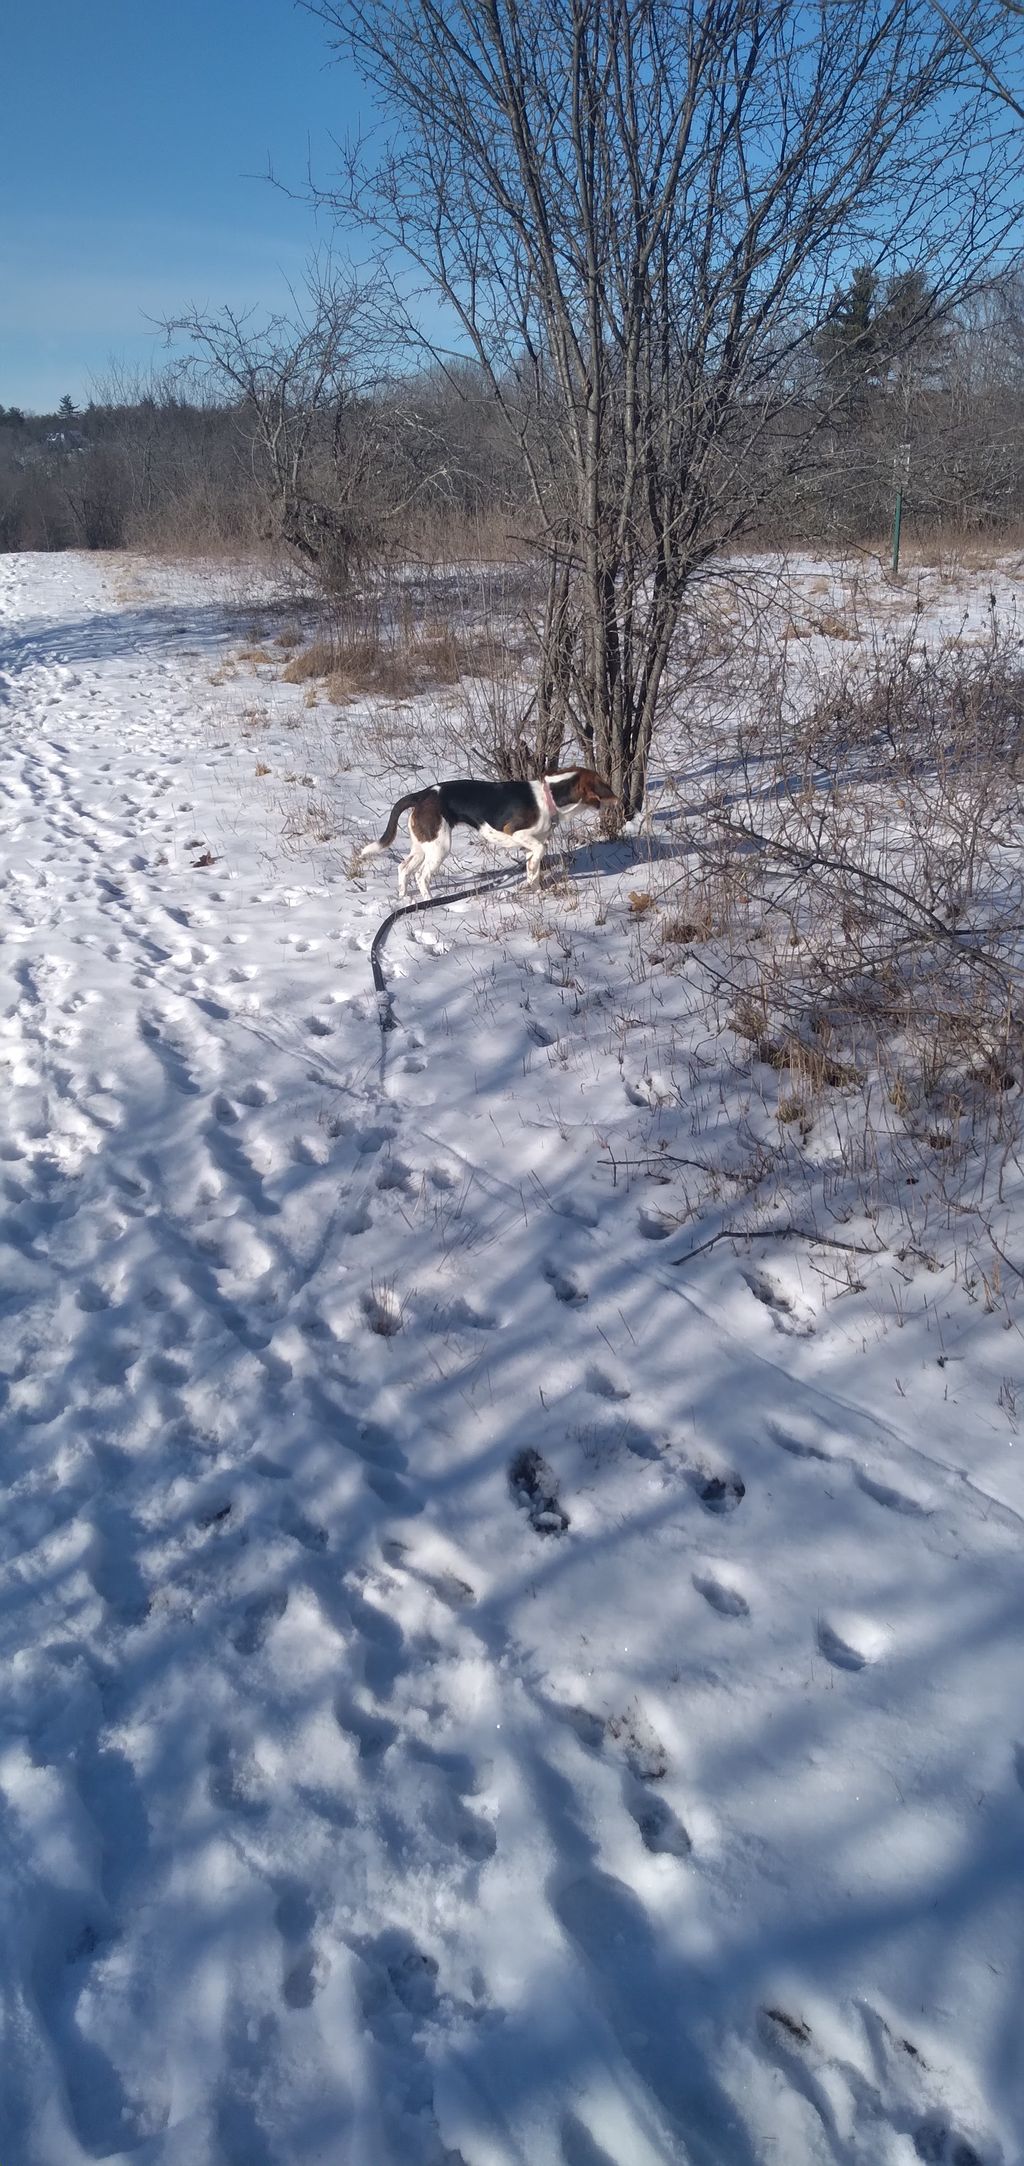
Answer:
top-left (1, 547), bottom-right (1023, 2166)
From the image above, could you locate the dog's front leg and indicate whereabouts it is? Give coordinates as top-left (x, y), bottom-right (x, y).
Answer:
top-left (480, 821), bottom-right (544, 888)
top-left (509, 826), bottom-right (545, 887)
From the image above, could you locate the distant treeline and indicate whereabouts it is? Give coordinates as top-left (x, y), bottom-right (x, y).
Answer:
top-left (5, 280), bottom-right (1024, 569)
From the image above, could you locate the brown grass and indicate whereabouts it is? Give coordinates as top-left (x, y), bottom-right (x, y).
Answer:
top-left (281, 625), bottom-right (517, 703)
top-left (281, 640), bottom-right (336, 684)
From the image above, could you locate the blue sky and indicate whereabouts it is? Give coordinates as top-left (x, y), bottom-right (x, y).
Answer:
top-left (2, 0), bottom-right (368, 411)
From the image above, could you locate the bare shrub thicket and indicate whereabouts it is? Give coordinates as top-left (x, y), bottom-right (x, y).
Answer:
top-left (311, 0), bottom-right (1021, 810)
top-left (673, 623), bottom-right (1024, 1275)
top-left (268, 560), bottom-right (550, 775)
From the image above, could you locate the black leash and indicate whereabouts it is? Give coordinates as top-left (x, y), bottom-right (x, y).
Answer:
top-left (369, 868), bottom-right (524, 1032)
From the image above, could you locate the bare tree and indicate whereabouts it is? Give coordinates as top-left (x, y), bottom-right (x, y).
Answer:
top-left (926, 0), bottom-right (1024, 125)
top-left (164, 262), bottom-right (388, 588)
top-left (307, 0), bottom-right (1021, 809)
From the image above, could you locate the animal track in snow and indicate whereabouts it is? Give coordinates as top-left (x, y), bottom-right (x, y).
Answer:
top-left (624, 1068), bottom-right (677, 1108)
top-left (693, 1569), bottom-right (750, 1619)
top-left (816, 1611), bottom-right (891, 1672)
top-left (137, 1010), bottom-right (205, 1096)
top-left (335, 1696), bottom-right (399, 1762)
top-left (692, 1469), bottom-right (746, 1514)
top-left (759, 2004), bottom-right (991, 2166)
top-left (232, 1588), bottom-right (289, 1655)
top-left (384, 1541), bottom-right (477, 1612)
top-left (375, 1155), bottom-right (414, 1193)
top-left (855, 1467), bottom-right (929, 1515)
top-left (571, 1701), bottom-right (691, 1860)
top-left (767, 1417), bottom-right (834, 1462)
top-left (236, 1077), bottom-right (275, 1108)
top-left (584, 1363), bottom-right (631, 1401)
top-left (742, 1267), bottom-right (814, 1335)
top-left (207, 1728), bottom-right (269, 1816)
top-left (279, 1500), bottom-right (329, 1552)
top-left (543, 1259), bottom-right (588, 1307)
top-left (509, 1448), bottom-right (570, 1535)
top-left (626, 1784), bottom-right (692, 1858)
top-left (637, 1205), bottom-right (677, 1240)
top-left (420, 1292), bottom-right (495, 1334)
top-left (274, 1880), bottom-right (329, 2010)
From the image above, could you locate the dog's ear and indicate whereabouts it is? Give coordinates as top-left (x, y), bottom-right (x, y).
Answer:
top-left (579, 769), bottom-right (616, 806)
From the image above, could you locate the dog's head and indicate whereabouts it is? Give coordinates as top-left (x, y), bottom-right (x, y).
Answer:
top-left (567, 768), bottom-right (617, 809)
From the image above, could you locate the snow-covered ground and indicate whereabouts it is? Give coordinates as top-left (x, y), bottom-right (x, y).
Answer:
top-left (2, 548), bottom-right (1023, 2166)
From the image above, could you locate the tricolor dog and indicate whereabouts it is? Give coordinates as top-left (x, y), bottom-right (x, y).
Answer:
top-left (355, 770), bottom-right (616, 899)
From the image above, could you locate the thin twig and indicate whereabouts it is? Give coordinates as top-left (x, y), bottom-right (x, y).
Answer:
top-left (671, 1224), bottom-right (887, 1267)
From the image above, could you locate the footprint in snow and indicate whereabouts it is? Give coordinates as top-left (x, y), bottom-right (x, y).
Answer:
top-left (693, 1569), bottom-right (750, 1618)
top-left (691, 1469), bottom-right (746, 1514)
top-left (584, 1363), bottom-right (631, 1402)
top-left (274, 1880), bottom-right (329, 2010)
top-left (375, 1155), bottom-right (413, 1193)
top-left (767, 1417), bottom-right (834, 1462)
top-left (760, 2007), bottom-right (988, 2166)
top-left (544, 1259), bottom-right (588, 1307)
top-left (207, 1729), bottom-right (268, 1816)
top-left (279, 1500), bottom-right (329, 1552)
top-left (290, 1132), bottom-right (330, 1167)
top-left (816, 1611), bottom-right (891, 1671)
top-left (565, 1701), bottom-right (691, 1859)
top-left (335, 1696), bottom-right (398, 1762)
top-left (382, 1539), bottom-right (477, 1611)
top-left (421, 1293), bottom-right (495, 1334)
top-left (626, 1784), bottom-right (691, 1858)
top-left (637, 1205), bottom-right (677, 1240)
top-left (232, 1588), bottom-right (288, 1655)
top-left (237, 1077), bottom-right (275, 1108)
top-left (427, 1160), bottom-right (459, 1190)
top-left (742, 1267), bottom-right (814, 1336)
top-left (855, 1467), bottom-right (929, 1516)
top-left (624, 1070), bottom-right (677, 1108)
top-left (509, 1447), bottom-right (570, 1536)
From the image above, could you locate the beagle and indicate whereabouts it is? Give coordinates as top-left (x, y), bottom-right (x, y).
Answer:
top-left (355, 769), bottom-right (616, 898)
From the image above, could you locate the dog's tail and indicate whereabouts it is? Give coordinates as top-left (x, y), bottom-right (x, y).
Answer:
top-left (354, 789), bottom-right (427, 864)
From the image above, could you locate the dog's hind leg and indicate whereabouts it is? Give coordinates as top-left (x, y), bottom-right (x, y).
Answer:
top-left (415, 826), bottom-right (451, 899)
top-left (398, 840), bottom-right (424, 899)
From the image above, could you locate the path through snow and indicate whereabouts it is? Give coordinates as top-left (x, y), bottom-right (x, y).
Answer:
top-left (0, 553), bottom-right (1022, 2166)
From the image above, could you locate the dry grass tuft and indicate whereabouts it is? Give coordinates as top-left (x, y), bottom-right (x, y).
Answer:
top-left (282, 640), bottom-right (336, 684)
